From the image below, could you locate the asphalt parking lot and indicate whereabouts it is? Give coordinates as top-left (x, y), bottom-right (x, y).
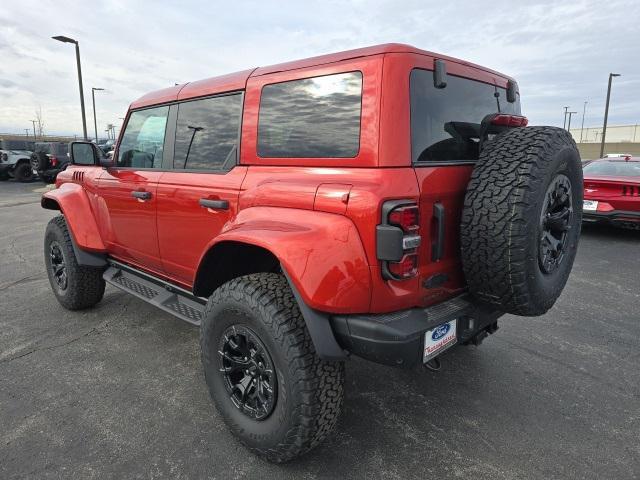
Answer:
top-left (0, 180), bottom-right (639, 480)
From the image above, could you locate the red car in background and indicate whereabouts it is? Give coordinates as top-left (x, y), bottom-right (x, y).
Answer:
top-left (582, 156), bottom-right (640, 229)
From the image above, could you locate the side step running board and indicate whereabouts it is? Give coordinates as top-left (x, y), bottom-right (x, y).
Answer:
top-left (103, 261), bottom-right (206, 326)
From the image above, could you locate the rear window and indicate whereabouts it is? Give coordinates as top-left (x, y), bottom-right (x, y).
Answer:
top-left (257, 71), bottom-right (362, 158)
top-left (410, 69), bottom-right (521, 163)
top-left (583, 161), bottom-right (640, 177)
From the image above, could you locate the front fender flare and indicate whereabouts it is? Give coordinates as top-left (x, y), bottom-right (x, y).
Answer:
top-left (41, 183), bottom-right (106, 252)
top-left (201, 206), bottom-right (372, 314)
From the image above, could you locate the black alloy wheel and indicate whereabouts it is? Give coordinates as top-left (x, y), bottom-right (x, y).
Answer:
top-left (49, 241), bottom-right (68, 290)
top-left (539, 174), bottom-right (573, 274)
top-left (218, 325), bottom-right (277, 420)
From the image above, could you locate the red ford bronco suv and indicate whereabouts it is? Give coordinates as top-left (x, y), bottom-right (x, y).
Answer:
top-left (41, 44), bottom-right (582, 462)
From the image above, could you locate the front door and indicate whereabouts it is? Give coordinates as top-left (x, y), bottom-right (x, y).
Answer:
top-left (155, 93), bottom-right (246, 285)
top-left (97, 105), bottom-right (170, 273)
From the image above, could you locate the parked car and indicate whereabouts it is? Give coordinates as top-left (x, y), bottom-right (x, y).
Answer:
top-left (30, 142), bottom-right (70, 183)
top-left (582, 156), bottom-right (640, 229)
top-left (97, 139), bottom-right (115, 154)
top-left (0, 151), bottom-right (34, 182)
top-left (40, 43), bottom-right (583, 462)
top-left (604, 153), bottom-right (632, 158)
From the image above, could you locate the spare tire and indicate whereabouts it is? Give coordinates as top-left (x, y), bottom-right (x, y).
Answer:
top-left (460, 126), bottom-right (582, 316)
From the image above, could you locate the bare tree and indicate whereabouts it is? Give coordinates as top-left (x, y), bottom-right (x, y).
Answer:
top-left (35, 106), bottom-right (45, 137)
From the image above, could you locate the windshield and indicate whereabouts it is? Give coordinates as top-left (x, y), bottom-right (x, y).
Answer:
top-left (584, 161), bottom-right (640, 177)
top-left (410, 69), bottom-right (521, 163)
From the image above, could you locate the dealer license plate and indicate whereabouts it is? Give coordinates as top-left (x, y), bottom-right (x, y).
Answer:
top-left (583, 200), bottom-right (598, 211)
top-left (423, 319), bottom-right (457, 363)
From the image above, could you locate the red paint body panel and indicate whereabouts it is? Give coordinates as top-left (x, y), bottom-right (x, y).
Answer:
top-left (97, 169), bottom-right (164, 270)
top-left (156, 167), bottom-right (248, 283)
top-left (207, 206), bottom-right (371, 313)
top-left (584, 175), bottom-right (640, 212)
top-left (53, 44), bottom-right (519, 314)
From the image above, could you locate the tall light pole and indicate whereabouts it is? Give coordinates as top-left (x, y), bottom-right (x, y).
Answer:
top-left (563, 106), bottom-right (570, 129)
top-left (91, 87), bottom-right (104, 143)
top-left (52, 35), bottom-right (88, 140)
top-left (567, 111), bottom-right (577, 133)
top-left (600, 73), bottom-right (621, 158)
top-left (30, 120), bottom-right (37, 140)
top-left (579, 101), bottom-right (588, 143)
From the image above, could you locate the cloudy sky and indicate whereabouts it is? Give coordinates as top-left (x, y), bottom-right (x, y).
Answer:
top-left (1, 0), bottom-right (638, 136)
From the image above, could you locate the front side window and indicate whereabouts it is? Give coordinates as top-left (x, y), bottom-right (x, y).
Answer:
top-left (118, 106), bottom-right (169, 168)
top-left (258, 71), bottom-right (362, 158)
top-left (173, 93), bottom-right (242, 171)
top-left (410, 69), bottom-right (521, 163)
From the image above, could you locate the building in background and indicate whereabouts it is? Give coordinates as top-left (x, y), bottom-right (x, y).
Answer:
top-left (568, 124), bottom-right (640, 159)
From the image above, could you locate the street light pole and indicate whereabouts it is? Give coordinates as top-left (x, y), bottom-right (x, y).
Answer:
top-left (600, 73), bottom-right (621, 158)
top-left (91, 87), bottom-right (105, 143)
top-left (52, 35), bottom-right (88, 140)
top-left (563, 106), bottom-right (570, 129)
top-left (567, 111), bottom-right (577, 133)
top-left (579, 101), bottom-right (588, 143)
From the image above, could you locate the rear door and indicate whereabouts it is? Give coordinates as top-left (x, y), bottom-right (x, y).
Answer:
top-left (98, 105), bottom-right (169, 272)
top-left (156, 93), bottom-right (246, 285)
top-left (409, 66), bottom-right (521, 303)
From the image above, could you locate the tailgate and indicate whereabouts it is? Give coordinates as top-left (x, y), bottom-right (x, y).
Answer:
top-left (414, 165), bottom-right (472, 306)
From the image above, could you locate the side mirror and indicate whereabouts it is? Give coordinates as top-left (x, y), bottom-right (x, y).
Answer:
top-left (69, 141), bottom-right (112, 167)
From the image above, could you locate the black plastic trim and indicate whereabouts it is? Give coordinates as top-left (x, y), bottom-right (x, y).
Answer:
top-left (281, 268), bottom-right (348, 361)
top-left (433, 59), bottom-right (447, 88)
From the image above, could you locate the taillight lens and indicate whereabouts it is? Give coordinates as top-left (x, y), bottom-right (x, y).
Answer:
top-left (597, 202), bottom-right (614, 212)
top-left (388, 205), bottom-right (419, 232)
top-left (387, 254), bottom-right (418, 279)
top-left (491, 114), bottom-right (529, 127)
top-left (50, 155), bottom-right (58, 167)
top-left (377, 201), bottom-right (421, 281)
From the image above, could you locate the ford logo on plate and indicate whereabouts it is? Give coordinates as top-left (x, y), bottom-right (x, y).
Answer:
top-left (431, 323), bottom-right (450, 341)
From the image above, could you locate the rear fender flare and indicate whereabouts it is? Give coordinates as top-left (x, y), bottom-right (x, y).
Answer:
top-left (197, 206), bottom-right (372, 314)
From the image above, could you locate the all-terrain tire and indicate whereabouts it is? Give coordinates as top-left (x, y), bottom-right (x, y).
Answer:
top-left (44, 215), bottom-right (106, 310)
top-left (200, 273), bottom-right (344, 463)
top-left (13, 162), bottom-right (33, 182)
top-left (461, 126), bottom-right (582, 316)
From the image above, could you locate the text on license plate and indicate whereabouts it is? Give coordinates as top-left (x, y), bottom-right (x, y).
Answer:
top-left (423, 319), bottom-right (457, 363)
top-left (583, 200), bottom-right (598, 211)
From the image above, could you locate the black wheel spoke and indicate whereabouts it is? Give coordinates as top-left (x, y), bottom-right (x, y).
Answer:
top-left (539, 174), bottom-right (573, 274)
top-left (218, 325), bottom-right (277, 420)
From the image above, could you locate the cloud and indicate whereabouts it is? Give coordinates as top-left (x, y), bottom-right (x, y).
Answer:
top-left (0, 0), bottom-right (638, 135)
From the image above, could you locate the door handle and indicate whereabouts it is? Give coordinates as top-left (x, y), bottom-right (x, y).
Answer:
top-left (131, 191), bottom-right (152, 200)
top-left (199, 198), bottom-right (229, 210)
top-left (431, 202), bottom-right (445, 261)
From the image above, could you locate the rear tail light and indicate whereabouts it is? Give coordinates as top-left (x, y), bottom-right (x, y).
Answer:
top-left (376, 201), bottom-right (421, 280)
top-left (491, 114), bottom-right (529, 127)
top-left (388, 205), bottom-right (419, 232)
top-left (387, 254), bottom-right (418, 279)
top-left (50, 155), bottom-right (58, 167)
top-left (597, 202), bottom-right (614, 212)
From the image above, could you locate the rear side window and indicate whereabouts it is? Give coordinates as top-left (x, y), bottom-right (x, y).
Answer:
top-left (410, 69), bottom-right (521, 163)
top-left (173, 93), bottom-right (242, 171)
top-left (258, 72), bottom-right (362, 158)
top-left (118, 106), bottom-right (169, 168)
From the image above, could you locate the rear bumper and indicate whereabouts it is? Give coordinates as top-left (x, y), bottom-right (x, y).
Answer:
top-left (331, 295), bottom-right (503, 367)
top-left (583, 209), bottom-right (640, 227)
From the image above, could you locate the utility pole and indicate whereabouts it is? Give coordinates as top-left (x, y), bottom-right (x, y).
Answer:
top-left (579, 101), bottom-right (588, 143)
top-left (567, 112), bottom-right (577, 134)
top-left (30, 120), bottom-right (37, 140)
top-left (563, 106), bottom-right (570, 129)
top-left (600, 73), bottom-right (621, 158)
